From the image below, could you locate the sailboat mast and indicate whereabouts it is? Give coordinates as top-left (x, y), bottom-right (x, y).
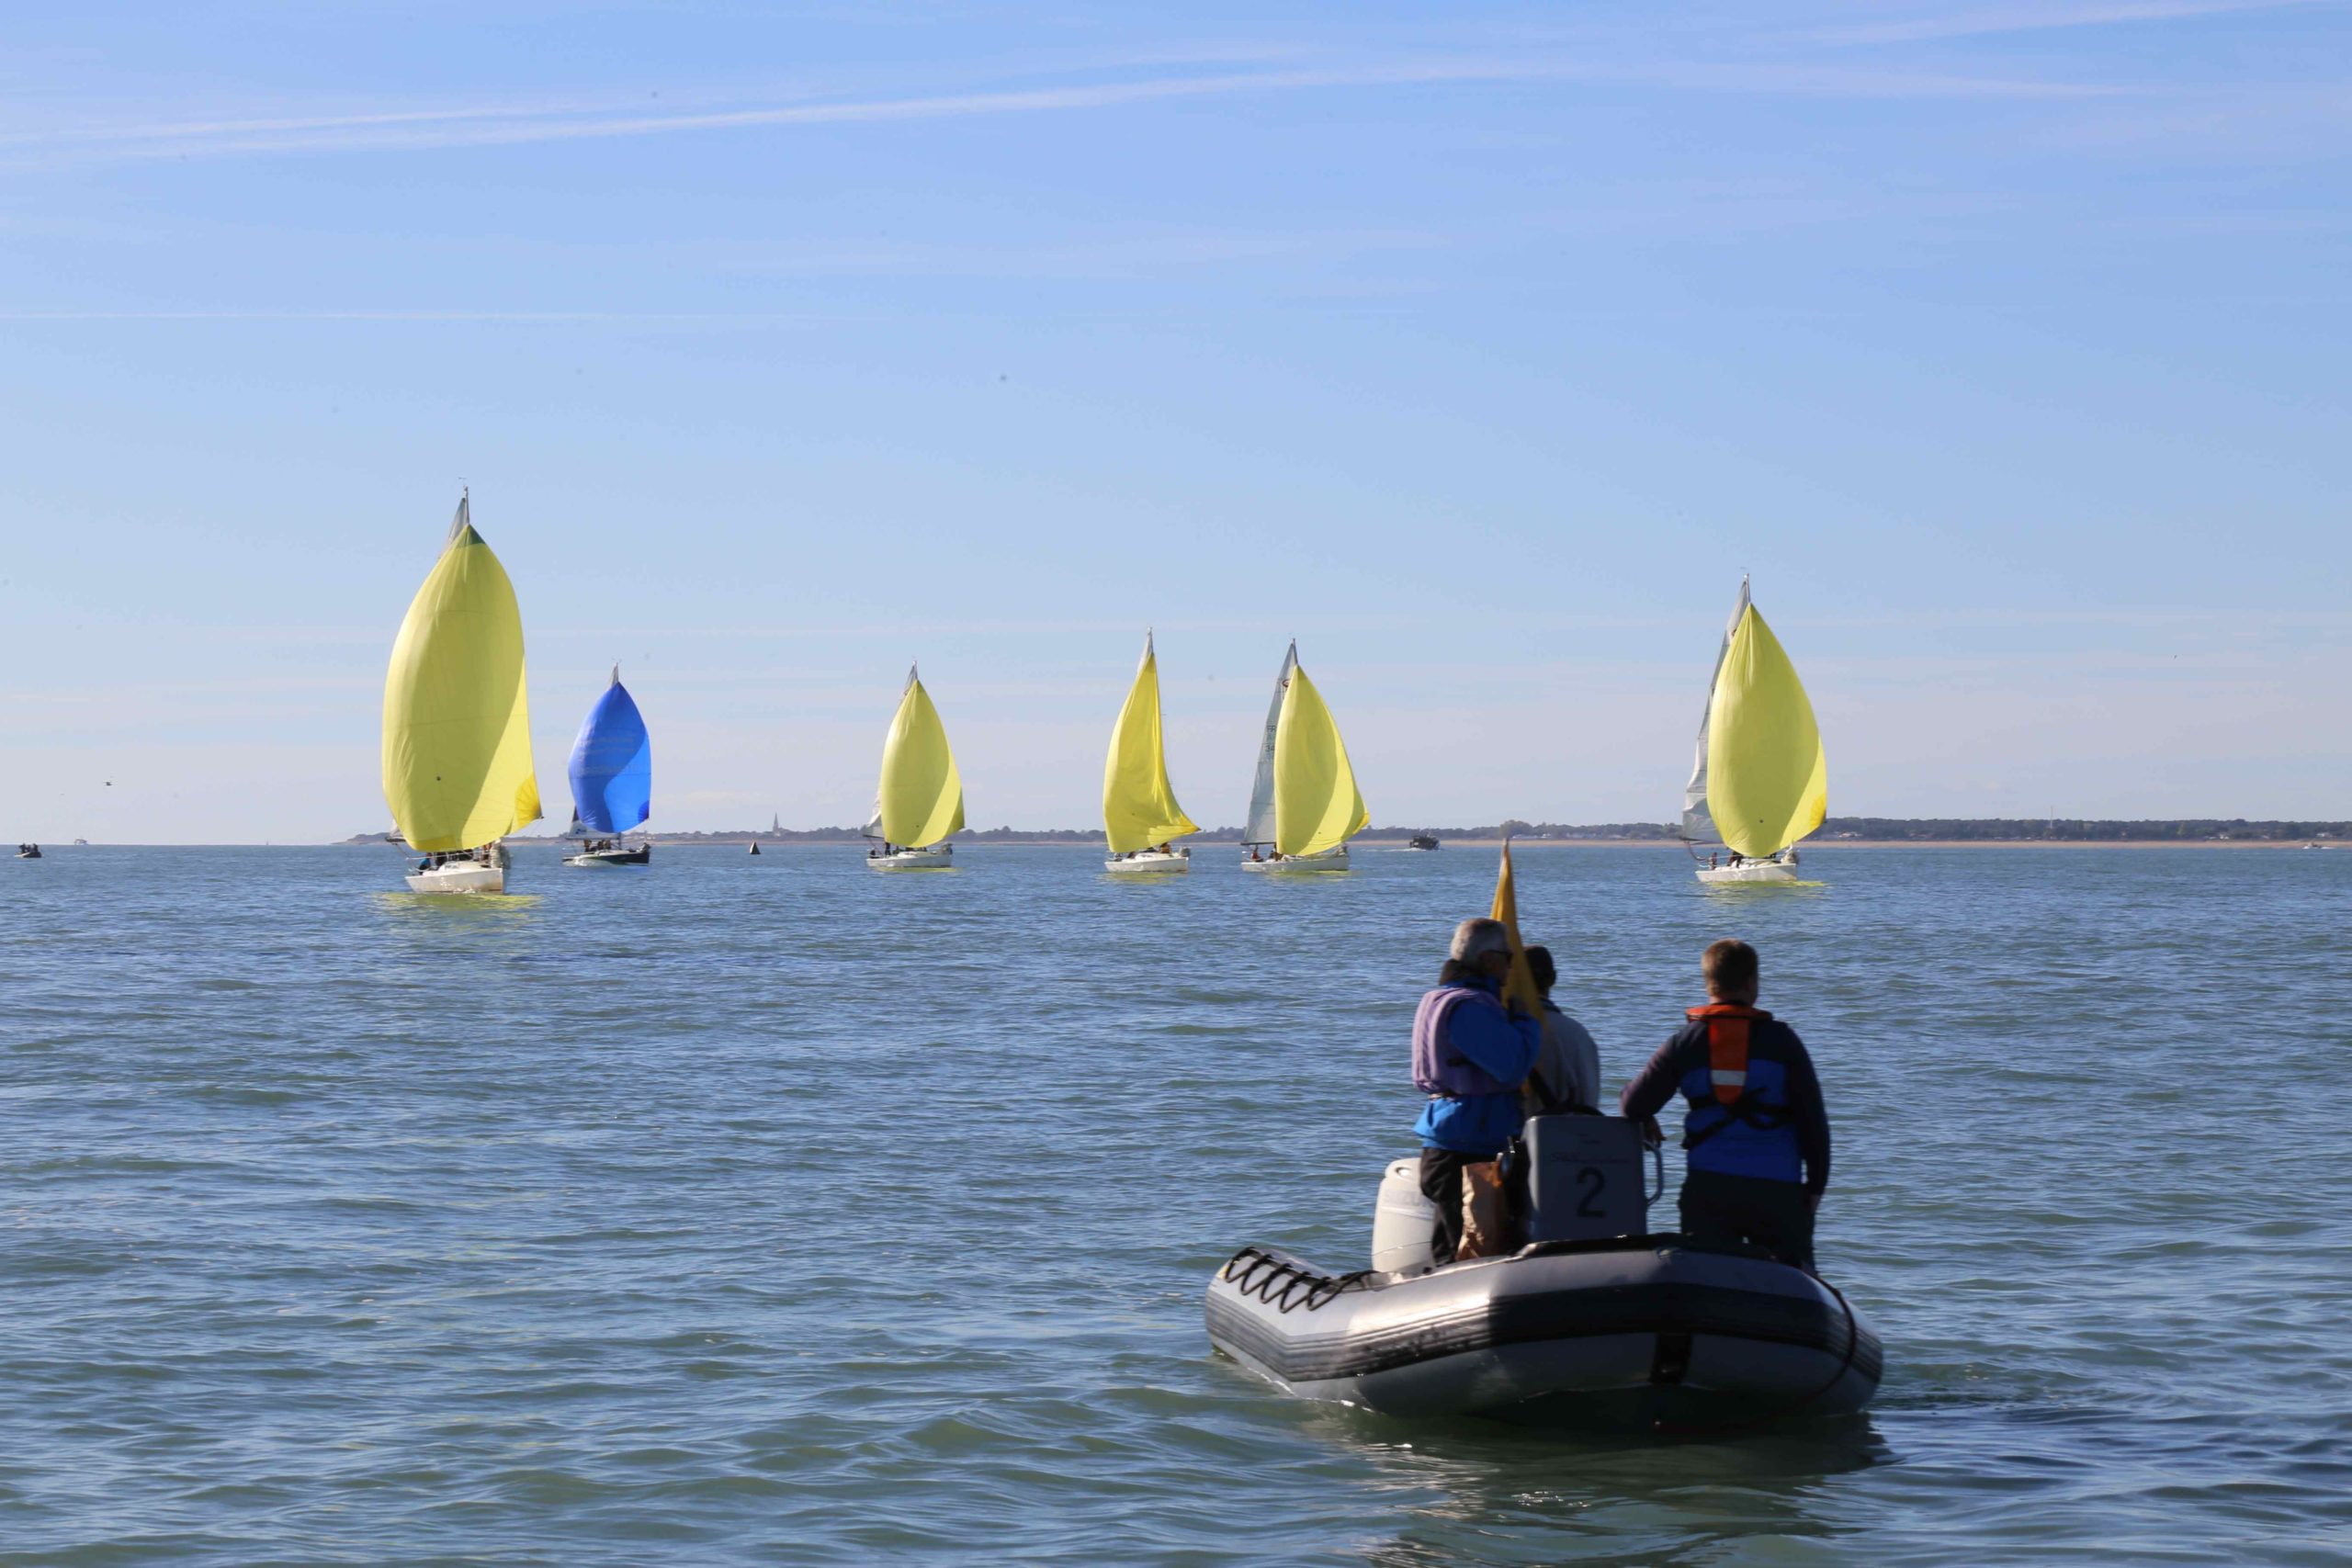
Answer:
top-left (1679, 579), bottom-right (1751, 846)
top-left (1243, 641), bottom-right (1294, 848)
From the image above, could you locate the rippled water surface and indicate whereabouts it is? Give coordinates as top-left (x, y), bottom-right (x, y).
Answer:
top-left (5, 843), bottom-right (2349, 1565)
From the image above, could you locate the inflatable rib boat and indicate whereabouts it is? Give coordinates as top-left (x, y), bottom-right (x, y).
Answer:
top-left (1205, 1117), bottom-right (1881, 1426)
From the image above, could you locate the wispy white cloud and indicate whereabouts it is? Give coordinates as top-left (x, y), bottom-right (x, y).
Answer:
top-left (0, 308), bottom-right (848, 323)
top-left (1810, 0), bottom-right (2329, 46)
top-left (0, 55), bottom-right (2127, 171)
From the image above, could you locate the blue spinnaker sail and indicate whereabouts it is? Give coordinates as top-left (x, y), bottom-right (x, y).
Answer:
top-left (567, 667), bottom-right (652, 833)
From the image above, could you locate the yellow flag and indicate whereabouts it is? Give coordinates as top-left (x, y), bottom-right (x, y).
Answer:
top-left (1492, 840), bottom-right (1544, 1016)
top-left (381, 506), bottom-right (541, 853)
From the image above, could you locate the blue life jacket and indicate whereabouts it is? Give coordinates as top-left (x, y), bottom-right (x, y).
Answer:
top-left (1675, 1003), bottom-right (1802, 1184)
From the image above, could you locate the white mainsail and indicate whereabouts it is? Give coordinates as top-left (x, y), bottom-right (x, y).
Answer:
top-left (862, 664), bottom-right (915, 840)
top-left (1242, 641), bottom-right (1296, 846)
top-left (1679, 577), bottom-right (1751, 842)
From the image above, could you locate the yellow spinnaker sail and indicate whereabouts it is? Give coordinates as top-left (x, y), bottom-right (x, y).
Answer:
top-left (1272, 661), bottom-right (1368, 857)
top-left (1705, 604), bottom-right (1827, 858)
top-left (381, 500), bottom-right (541, 853)
top-left (1102, 634), bottom-right (1199, 852)
top-left (877, 670), bottom-right (966, 848)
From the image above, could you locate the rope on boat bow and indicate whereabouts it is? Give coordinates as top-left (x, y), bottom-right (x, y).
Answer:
top-left (1218, 1247), bottom-right (1375, 1314)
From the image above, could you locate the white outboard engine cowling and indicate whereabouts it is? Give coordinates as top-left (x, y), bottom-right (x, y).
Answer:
top-left (1372, 1158), bottom-right (1440, 1273)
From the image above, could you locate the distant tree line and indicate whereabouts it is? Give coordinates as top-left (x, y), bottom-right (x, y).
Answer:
top-left (1813, 818), bottom-right (2346, 842)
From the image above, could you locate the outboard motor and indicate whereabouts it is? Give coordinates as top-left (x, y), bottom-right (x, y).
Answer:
top-left (1371, 1117), bottom-right (1653, 1274)
top-left (1522, 1115), bottom-right (1648, 1243)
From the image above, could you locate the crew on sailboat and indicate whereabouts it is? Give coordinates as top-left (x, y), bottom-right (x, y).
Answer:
top-left (1411, 919), bottom-right (1542, 1265)
top-left (1619, 940), bottom-right (1832, 1269)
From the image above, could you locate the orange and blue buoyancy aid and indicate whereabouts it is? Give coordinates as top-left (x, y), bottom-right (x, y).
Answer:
top-left (1677, 1003), bottom-right (1802, 1183)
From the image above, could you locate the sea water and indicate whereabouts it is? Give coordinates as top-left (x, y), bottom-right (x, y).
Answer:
top-left (3, 844), bottom-right (2348, 1565)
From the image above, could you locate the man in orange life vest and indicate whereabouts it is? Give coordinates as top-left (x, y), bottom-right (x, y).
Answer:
top-left (1619, 939), bottom-right (1831, 1269)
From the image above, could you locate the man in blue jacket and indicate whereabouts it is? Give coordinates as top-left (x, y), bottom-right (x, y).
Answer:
top-left (1620, 939), bottom-right (1831, 1268)
top-left (1412, 917), bottom-right (1543, 1263)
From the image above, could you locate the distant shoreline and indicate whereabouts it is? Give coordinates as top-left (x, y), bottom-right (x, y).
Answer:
top-left (303, 834), bottom-right (2343, 852)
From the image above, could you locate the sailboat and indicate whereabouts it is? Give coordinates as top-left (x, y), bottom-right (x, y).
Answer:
top-left (562, 666), bottom-right (653, 868)
top-left (864, 664), bottom-right (964, 871)
top-left (1240, 641), bottom-right (1368, 873)
top-left (382, 491), bottom-right (541, 894)
top-left (1102, 631), bottom-right (1198, 873)
top-left (1679, 578), bottom-right (1826, 885)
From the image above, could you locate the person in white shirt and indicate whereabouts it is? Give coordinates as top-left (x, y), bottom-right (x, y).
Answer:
top-left (1521, 945), bottom-right (1603, 1113)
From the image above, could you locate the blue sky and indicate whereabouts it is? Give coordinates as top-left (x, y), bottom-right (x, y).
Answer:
top-left (2, 2), bottom-right (2345, 840)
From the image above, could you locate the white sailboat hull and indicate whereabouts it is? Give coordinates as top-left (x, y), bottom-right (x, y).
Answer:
top-left (1241, 846), bottom-right (1351, 873)
top-left (562, 845), bottom-right (650, 868)
top-left (1106, 849), bottom-right (1190, 874)
top-left (405, 860), bottom-right (505, 894)
top-left (1696, 851), bottom-right (1801, 884)
top-left (868, 844), bottom-right (955, 872)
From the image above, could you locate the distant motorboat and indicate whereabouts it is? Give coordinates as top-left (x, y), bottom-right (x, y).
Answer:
top-left (16, 843), bottom-right (40, 860)
top-left (1238, 641), bottom-right (1367, 872)
top-left (1679, 578), bottom-right (1825, 887)
top-left (381, 491), bottom-right (542, 896)
top-left (562, 665), bottom-right (653, 870)
top-left (1407, 833), bottom-right (1439, 851)
top-left (1103, 632), bottom-right (1198, 874)
top-left (73, 838), bottom-right (88, 847)
top-left (864, 664), bottom-right (964, 872)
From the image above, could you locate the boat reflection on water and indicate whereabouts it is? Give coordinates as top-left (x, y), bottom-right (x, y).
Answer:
top-left (1336, 1410), bottom-right (1889, 1566)
top-left (373, 889), bottom-right (544, 919)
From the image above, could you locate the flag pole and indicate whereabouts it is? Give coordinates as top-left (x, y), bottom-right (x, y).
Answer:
top-left (1492, 836), bottom-right (1544, 1016)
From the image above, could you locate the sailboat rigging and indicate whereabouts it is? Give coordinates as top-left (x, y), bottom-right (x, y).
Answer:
top-left (1102, 631), bottom-right (1198, 873)
top-left (865, 664), bottom-right (965, 871)
top-left (562, 665), bottom-right (653, 868)
top-left (1679, 578), bottom-right (1827, 884)
top-left (381, 490), bottom-right (541, 894)
top-left (1240, 641), bottom-right (1367, 873)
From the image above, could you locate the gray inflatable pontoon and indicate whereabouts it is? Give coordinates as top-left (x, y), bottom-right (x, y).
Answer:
top-left (1204, 1118), bottom-right (1881, 1426)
